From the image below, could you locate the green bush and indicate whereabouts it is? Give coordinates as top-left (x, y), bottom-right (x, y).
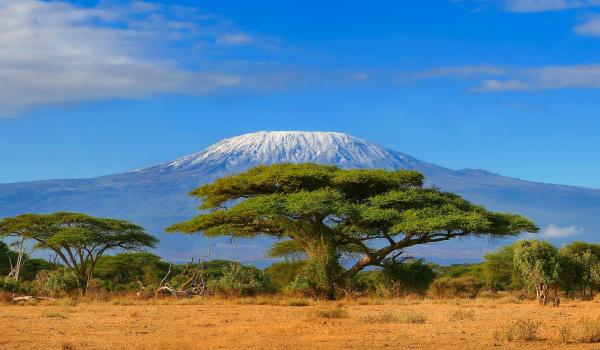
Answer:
top-left (351, 259), bottom-right (435, 296)
top-left (33, 269), bottom-right (79, 297)
top-left (0, 278), bottom-right (20, 293)
top-left (264, 260), bottom-right (305, 291)
top-left (207, 262), bottom-right (271, 296)
top-left (429, 276), bottom-right (483, 298)
top-left (381, 259), bottom-right (435, 295)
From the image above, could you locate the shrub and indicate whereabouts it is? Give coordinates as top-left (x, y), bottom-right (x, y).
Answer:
top-left (449, 309), bottom-right (475, 321)
top-left (33, 269), bottom-right (79, 297)
top-left (264, 260), bottom-right (305, 291)
top-left (361, 311), bottom-right (400, 324)
top-left (352, 260), bottom-right (435, 297)
top-left (558, 318), bottom-right (600, 343)
top-left (429, 276), bottom-right (483, 298)
top-left (381, 259), bottom-right (435, 296)
top-left (207, 262), bottom-right (271, 296)
top-left (0, 278), bottom-right (21, 293)
top-left (501, 319), bottom-right (540, 342)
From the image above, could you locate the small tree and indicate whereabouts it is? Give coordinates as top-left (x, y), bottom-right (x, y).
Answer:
top-left (513, 240), bottom-right (561, 306)
top-left (482, 243), bottom-right (524, 291)
top-left (168, 163), bottom-right (538, 298)
top-left (0, 212), bottom-right (157, 295)
top-left (559, 241), bottom-right (600, 298)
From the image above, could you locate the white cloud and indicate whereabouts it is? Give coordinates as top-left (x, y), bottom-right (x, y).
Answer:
top-left (542, 224), bottom-right (582, 238)
top-left (475, 64), bottom-right (600, 91)
top-left (575, 16), bottom-right (600, 37)
top-left (417, 65), bottom-right (506, 79)
top-left (502, 0), bottom-right (600, 12)
top-left (0, 0), bottom-right (252, 117)
top-left (217, 33), bottom-right (253, 46)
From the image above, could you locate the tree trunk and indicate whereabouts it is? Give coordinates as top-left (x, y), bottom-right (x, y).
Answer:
top-left (536, 283), bottom-right (548, 305)
top-left (293, 235), bottom-right (341, 299)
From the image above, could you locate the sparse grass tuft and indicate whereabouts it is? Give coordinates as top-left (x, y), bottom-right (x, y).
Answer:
top-left (42, 311), bottom-right (68, 319)
top-left (449, 309), bottom-right (475, 321)
top-left (360, 310), bottom-right (426, 324)
top-left (500, 319), bottom-right (540, 342)
top-left (284, 298), bottom-right (310, 306)
top-left (314, 307), bottom-right (349, 319)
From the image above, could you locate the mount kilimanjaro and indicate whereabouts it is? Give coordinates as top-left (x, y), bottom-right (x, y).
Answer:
top-left (1, 131), bottom-right (599, 263)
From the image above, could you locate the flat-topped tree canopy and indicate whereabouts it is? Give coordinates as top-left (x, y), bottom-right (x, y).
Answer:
top-left (168, 163), bottom-right (539, 297)
top-left (0, 212), bottom-right (157, 294)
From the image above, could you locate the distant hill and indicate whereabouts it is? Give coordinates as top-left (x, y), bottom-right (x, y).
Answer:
top-left (1, 131), bottom-right (598, 264)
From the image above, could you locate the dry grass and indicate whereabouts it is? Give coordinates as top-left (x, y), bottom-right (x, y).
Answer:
top-left (498, 318), bottom-right (541, 342)
top-left (314, 307), bottom-right (349, 319)
top-left (448, 309), bottom-right (475, 321)
top-left (360, 310), bottom-right (426, 324)
top-left (557, 317), bottom-right (600, 344)
top-left (0, 297), bottom-right (599, 349)
top-left (42, 310), bottom-right (69, 319)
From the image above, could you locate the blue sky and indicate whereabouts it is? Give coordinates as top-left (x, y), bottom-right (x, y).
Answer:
top-left (1, 0), bottom-right (600, 187)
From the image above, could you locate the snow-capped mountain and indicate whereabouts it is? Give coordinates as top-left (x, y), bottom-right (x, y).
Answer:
top-left (1, 131), bottom-right (599, 263)
top-left (157, 131), bottom-right (422, 170)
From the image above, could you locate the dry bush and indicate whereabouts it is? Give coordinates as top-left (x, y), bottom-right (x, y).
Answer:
top-left (360, 310), bottom-right (426, 324)
top-left (449, 309), bottom-right (475, 321)
top-left (360, 311), bottom-right (399, 324)
top-left (314, 307), bottom-right (349, 319)
top-left (557, 318), bottom-right (600, 343)
top-left (500, 319), bottom-right (541, 342)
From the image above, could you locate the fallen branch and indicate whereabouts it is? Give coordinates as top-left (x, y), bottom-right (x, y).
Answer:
top-left (12, 296), bottom-right (55, 302)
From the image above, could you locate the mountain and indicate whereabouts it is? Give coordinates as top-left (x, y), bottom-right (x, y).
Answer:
top-left (1, 131), bottom-right (599, 264)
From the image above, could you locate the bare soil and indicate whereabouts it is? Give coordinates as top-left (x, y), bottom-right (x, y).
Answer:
top-left (1, 296), bottom-right (599, 349)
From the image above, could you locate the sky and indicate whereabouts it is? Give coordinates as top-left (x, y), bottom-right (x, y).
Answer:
top-left (1, 0), bottom-right (600, 188)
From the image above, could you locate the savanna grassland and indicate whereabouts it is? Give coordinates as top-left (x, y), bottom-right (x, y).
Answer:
top-left (1, 296), bottom-right (600, 350)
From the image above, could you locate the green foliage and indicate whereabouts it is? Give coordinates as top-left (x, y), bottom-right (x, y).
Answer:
top-left (264, 260), bottom-right (306, 290)
top-left (95, 252), bottom-right (170, 291)
top-left (33, 269), bottom-right (79, 297)
top-left (559, 241), bottom-right (600, 297)
top-left (380, 259), bottom-right (436, 295)
top-left (207, 262), bottom-right (272, 296)
top-left (168, 163), bottom-right (538, 297)
top-left (482, 244), bottom-right (524, 291)
top-left (513, 240), bottom-right (561, 289)
top-left (0, 277), bottom-right (21, 293)
top-left (0, 241), bottom-right (17, 277)
top-left (351, 260), bottom-right (435, 296)
top-left (0, 212), bottom-right (158, 294)
top-left (429, 276), bottom-right (483, 298)
top-left (266, 240), bottom-right (306, 260)
top-left (20, 258), bottom-right (55, 281)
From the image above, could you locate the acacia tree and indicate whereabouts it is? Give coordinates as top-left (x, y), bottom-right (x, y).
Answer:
top-left (0, 212), bottom-right (157, 294)
top-left (513, 240), bottom-right (562, 306)
top-left (168, 163), bottom-right (538, 298)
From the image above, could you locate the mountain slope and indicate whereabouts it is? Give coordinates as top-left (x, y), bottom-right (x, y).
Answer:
top-left (1, 131), bottom-right (598, 263)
